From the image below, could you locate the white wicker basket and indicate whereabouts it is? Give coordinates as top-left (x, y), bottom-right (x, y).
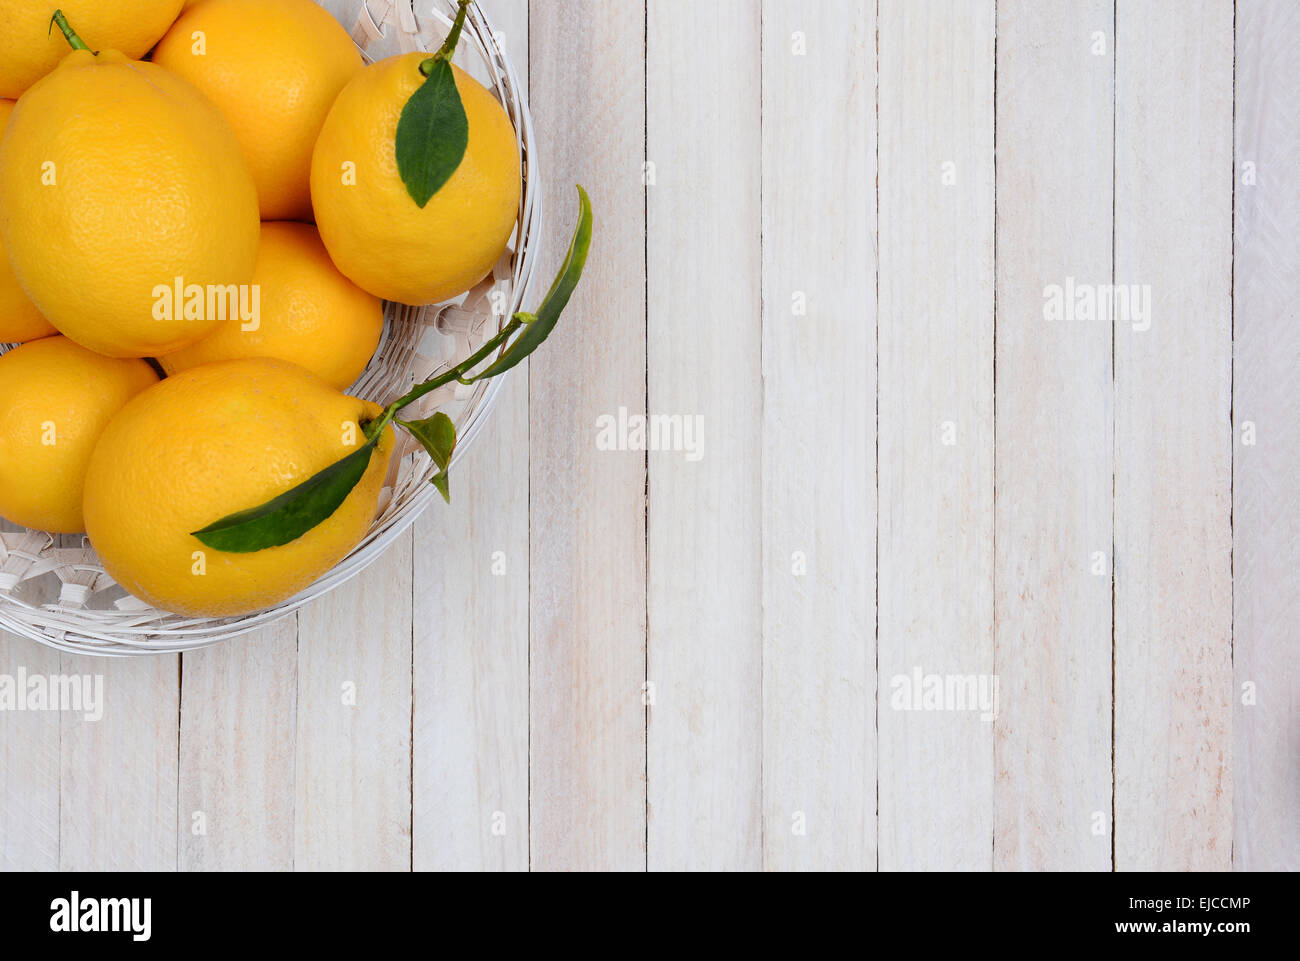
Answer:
top-left (0, 0), bottom-right (541, 656)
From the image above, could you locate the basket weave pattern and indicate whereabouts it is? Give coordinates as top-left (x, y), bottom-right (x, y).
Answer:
top-left (0, 1), bottom-right (540, 655)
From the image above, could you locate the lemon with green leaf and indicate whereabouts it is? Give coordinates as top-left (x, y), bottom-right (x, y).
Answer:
top-left (83, 358), bottom-right (396, 618)
top-left (310, 1), bottom-right (521, 305)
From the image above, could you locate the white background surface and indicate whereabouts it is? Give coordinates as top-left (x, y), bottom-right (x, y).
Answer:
top-left (1, 0), bottom-right (1296, 871)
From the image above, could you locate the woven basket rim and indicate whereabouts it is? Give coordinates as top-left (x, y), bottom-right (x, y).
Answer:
top-left (0, 0), bottom-right (543, 656)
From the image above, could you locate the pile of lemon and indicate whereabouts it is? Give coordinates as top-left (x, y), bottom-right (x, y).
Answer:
top-left (0, 0), bottom-right (525, 617)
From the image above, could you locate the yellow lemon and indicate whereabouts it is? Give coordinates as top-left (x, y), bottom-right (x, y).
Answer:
top-left (153, 0), bottom-right (362, 221)
top-left (0, 0), bottom-right (184, 99)
top-left (0, 337), bottom-right (157, 533)
top-left (311, 51), bottom-right (521, 305)
top-left (0, 48), bottom-right (260, 358)
top-left (83, 358), bottom-right (395, 618)
top-left (0, 100), bottom-right (55, 344)
top-left (160, 221), bottom-right (383, 390)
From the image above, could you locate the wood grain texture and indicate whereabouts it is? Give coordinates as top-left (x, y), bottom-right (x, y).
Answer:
top-left (412, 441), bottom-right (529, 870)
top-left (993, 0), bottom-right (1114, 871)
top-left (1113, 0), bottom-right (1234, 871)
top-left (527, 0), bottom-right (648, 871)
top-left (645, 0), bottom-right (762, 872)
top-left (58, 654), bottom-right (179, 870)
top-left (0, 634), bottom-right (60, 871)
top-left (411, 0), bottom-right (531, 874)
top-left (877, 0), bottom-right (996, 872)
top-left (295, 532), bottom-right (413, 871)
top-left (179, 620), bottom-right (297, 871)
top-left (761, 0), bottom-right (877, 872)
top-left (1233, 0), bottom-right (1300, 872)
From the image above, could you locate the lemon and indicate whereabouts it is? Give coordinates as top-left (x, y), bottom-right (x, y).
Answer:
top-left (0, 337), bottom-right (157, 533)
top-left (0, 0), bottom-right (184, 99)
top-left (153, 0), bottom-right (362, 222)
top-left (0, 48), bottom-right (260, 359)
top-left (311, 51), bottom-right (521, 305)
top-left (0, 100), bottom-right (55, 344)
top-left (83, 358), bottom-right (395, 618)
top-left (160, 221), bottom-right (384, 390)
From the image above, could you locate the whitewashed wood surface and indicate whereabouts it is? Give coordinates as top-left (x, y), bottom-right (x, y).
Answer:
top-left (1, 0), bottom-right (1297, 872)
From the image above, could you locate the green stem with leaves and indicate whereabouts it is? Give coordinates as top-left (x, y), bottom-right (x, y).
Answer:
top-left (363, 314), bottom-right (525, 443)
top-left (193, 186), bottom-right (594, 554)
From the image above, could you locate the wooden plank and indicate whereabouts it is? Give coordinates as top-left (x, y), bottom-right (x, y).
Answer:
top-left (59, 654), bottom-right (179, 870)
top-left (1113, 0), bottom-right (1234, 872)
top-left (295, 532), bottom-right (413, 871)
top-left (528, 0), bottom-right (648, 871)
top-left (412, 0), bottom-right (531, 873)
top-left (1233, 0), bottom-right (1300, 871)
top-left (993, 0), bottom-right (1114, 871)
top-left (645, 0), bottom-right (762, 871)
top-left (0, 634), bottom-right (61, 871)
top-left (179, 620), bottom-right (297, 871)
top-left (877, 0), bottom-right (996, 871)
top-left (761, 0), bottom-right (877, 872)
top-left (411, 422), bottom-right (529, 871)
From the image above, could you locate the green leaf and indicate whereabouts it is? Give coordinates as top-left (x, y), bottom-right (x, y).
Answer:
top-left (395, 58), bottom-right (469, 208)
top-left (430, 470), bottom-right (451, 503)
top-left (469, 185), bottom-right (594, 382)
top-left (192, 438), bottom-right (378, 553)
top-left (399, 412), bottom-right (458, 503)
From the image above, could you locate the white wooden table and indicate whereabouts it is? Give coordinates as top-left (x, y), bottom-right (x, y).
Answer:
top-left (1, 0), bottom-right (1296, 872)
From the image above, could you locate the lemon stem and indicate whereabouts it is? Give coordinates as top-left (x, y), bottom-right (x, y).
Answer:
top-left (363, 315), bottom-right (524, 442)
top-left (50, 10), bottom-right (93, 52)
top-left (420, 0), bottom-right (471, 76)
